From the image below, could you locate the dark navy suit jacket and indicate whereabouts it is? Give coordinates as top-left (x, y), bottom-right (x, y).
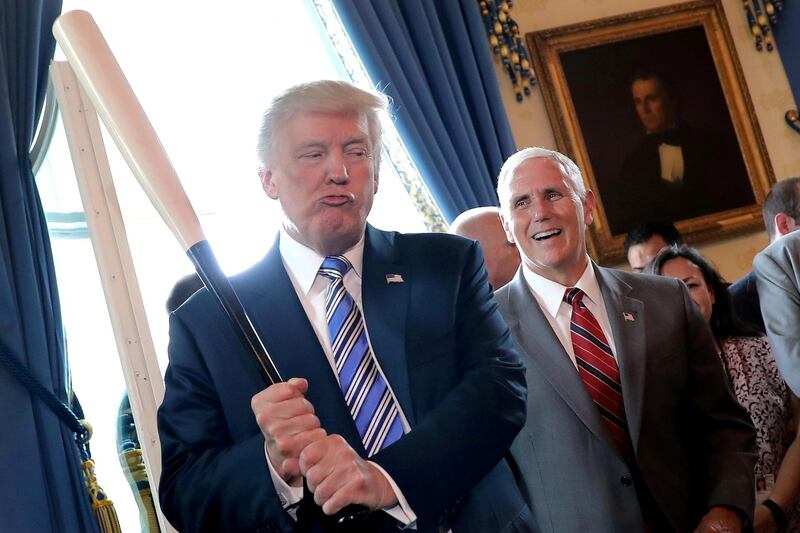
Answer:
top-left (728, 271), bottom-right (765, 334)
top-left (157, 226), bottom-right (531, 532)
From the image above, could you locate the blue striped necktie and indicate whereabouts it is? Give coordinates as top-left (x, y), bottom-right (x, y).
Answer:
top-left (318, 255), bottom-right (404, 456)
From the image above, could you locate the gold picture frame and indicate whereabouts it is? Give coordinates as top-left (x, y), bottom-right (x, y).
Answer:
top-left (527, 0), bottom-right (774, 264)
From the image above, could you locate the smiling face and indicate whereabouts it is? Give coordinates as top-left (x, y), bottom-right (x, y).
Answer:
top-left (260, 110), bottom-right (378, 256)
top-left (499, 157), bottom-right (595, 286)
top-left (660, 256), bottom-right (715, 323)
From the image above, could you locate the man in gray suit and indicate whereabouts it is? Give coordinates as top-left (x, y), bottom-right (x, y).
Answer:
top-left (754, 230), bottom-right (800, 396)
top-left (495, 147), bottom-right (756, 532)
top-left (730, 177), bottom-right (800, 334)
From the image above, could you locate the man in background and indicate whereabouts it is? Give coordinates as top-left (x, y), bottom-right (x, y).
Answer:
top-left (495, 146), bottom-right (755, 532)
top-left (450, 206), bottom-right (520, 289)
top-left (731, 177), bottom-right (800, 335)
top-left (623, 221), bottom-right (683, 273)
top-left (157, 80), bottom-right (531, 532)
top-left (753, 179), bottom-right (800, 396)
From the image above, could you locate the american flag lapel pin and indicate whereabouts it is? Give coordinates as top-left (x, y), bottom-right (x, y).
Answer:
top-left (623, 312), bottom-right (635, 322)
top-left (385, 273), bottom-right (404, 284)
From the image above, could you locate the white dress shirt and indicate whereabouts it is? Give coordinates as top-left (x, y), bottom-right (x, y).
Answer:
top-left (521, 259), bottom-right (618, 366)
top-left (265, 228), bottom-right (416, 527)
top-left (658, 143), bottom-right (685, 185)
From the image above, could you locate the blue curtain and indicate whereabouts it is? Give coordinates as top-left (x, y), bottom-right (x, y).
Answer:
top-left (0, 1), bottom-right (99, 531)
top-left (333, 0), bottom-right (517, 222)
top-left (774, 4), bottom-right (800, 109)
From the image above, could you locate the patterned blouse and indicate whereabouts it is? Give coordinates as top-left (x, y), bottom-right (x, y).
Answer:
top-left (720, 335), bottom-right (799, 531)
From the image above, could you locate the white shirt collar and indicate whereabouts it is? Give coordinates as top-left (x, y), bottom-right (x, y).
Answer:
top-left (278, 227), bottom-right (364, 295)
top-left (521, 258), bottom-right (602, 318)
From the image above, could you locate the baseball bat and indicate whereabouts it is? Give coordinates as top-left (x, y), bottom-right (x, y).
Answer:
top-left (53, 10), bottom-right (369, 528)
top-left (52, 10), bottom-right (281, 385)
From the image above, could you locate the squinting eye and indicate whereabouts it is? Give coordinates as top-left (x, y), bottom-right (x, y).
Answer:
top-left (546, 192), bottom-right (563, 201)
top-left (514, 199), bottom-right (529, 209)
top-left (346, 149), bottom-right (368, 159)
top-left (302, 152), bottom-right (322, 160)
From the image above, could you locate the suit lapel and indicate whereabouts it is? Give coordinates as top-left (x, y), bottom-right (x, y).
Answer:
top-left (594, 265), bottom-right (646, 455)
top-left (504, 271), bottom-right (610, 444)
top-left (234, 240), bottom-right (364, 452)
top-left (361, 226), bottom-right (415, 426)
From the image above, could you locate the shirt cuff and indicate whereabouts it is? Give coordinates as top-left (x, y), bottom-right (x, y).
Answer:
top-left (265, 442), bottom-right (303, 519)
top-left (369, 461), bottom-right (417, 529)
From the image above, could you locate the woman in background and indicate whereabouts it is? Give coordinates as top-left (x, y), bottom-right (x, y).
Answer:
top-left (648, 245), bottom-right (800, 532)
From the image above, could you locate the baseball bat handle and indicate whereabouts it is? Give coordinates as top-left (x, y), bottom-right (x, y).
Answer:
top-left (187, 245), bottom-right (370, 528)
top-left (186, 241), bottom-right (282, 384)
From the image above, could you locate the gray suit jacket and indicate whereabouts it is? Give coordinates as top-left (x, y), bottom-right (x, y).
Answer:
top-left (754, 231), bottom-right (800, 397)
top-left (496, 265), bottom-right (756, 533)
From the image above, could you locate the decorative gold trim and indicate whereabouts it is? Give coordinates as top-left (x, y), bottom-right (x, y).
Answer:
top-left (527, 0), bottom-right (774, 263)
top-left (742, 0), bottom-right (784, 52)
top-left (786, 109), bottom-right (800, 134)
top-left (479, 0), bottom-right (536, 101)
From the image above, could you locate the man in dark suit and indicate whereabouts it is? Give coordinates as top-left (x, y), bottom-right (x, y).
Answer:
top-left (613, 71), bottom-right (753, 234)
top-left (495, 147), bottom-right (756, 532)
top-left (730, 177), bottom-right (800, 335)
top-left (157, 80), bottom-right (531, 532)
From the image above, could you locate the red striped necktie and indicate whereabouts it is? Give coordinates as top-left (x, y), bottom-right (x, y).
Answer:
top-left (564, 287), bottom-right (633, 460)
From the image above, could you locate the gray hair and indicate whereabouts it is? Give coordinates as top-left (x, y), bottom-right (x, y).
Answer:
top-left (256, 80), bottom-right (389, 173)
top-left (496, 147), bottom-right (586, 208)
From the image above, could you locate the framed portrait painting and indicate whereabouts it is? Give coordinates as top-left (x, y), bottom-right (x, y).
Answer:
top-left (526, 0), bottom-right (774, 263)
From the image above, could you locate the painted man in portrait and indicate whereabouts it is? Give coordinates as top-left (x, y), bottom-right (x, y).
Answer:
top-left (613, 69), bottom-right (753, 232)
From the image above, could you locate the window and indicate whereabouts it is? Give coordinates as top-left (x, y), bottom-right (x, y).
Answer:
top-left (36, 1), bottom-right (431, 529)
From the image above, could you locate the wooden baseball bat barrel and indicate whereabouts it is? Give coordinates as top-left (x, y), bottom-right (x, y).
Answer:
top-left (52, 10), bottom-right (280, 384)
top-left (53, 10), bottom-right (200, 252)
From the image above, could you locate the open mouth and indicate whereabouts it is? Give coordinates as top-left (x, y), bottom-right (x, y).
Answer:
top-left (533, 229), bottom-right (561, 241)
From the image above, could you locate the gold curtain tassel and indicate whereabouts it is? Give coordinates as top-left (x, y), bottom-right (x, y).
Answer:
top-left (82, 459), bottom-right (123, 533)
top-left (121, 448), bottom-right (162, 532)
top-left (479, 0), bottom-right (536, 99)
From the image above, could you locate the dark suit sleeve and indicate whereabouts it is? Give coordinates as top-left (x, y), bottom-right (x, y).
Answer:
top-left (370, 241), bottom-right (528, 523)
top-left (157, 313), bottom-right (293, 533)
top-left (679, 281), bottom-right (756, 522)
top-left (727, 273), bottom-right (765, 334)
top-left (754, 248), bottom-right (800, 397)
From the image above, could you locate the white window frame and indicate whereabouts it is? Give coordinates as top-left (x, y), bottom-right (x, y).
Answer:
top-left (50, 60), bottom-right (175, 533)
